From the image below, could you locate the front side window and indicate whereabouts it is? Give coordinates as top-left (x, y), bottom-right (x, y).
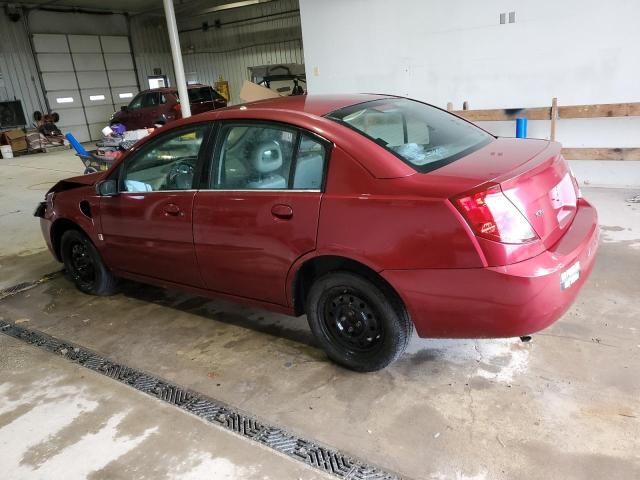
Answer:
top-left (121, 126), bottom-right (208, 192)
top-left (214, 124), bottom-right (296, 190)
top-left (327, 98), bottom-right (493, 173)
top-left (128, 93), bottom-right (144, 110)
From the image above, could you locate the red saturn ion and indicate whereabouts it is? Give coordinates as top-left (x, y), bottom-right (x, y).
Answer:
top-left (36, 95), bottom-right (599, 371)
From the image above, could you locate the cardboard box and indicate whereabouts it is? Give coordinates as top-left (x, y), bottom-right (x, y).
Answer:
top-left (2, 129), bottom-right (27, 153)
top-left (239, 80), bottom-right (282, 103)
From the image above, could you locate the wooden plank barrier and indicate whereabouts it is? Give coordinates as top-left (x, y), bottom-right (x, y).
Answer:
top-left (449, 99), bottom-right (640, 160)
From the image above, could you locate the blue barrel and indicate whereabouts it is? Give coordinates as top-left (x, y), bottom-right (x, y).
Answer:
top-left (515, 117), bottom-right (528, 138)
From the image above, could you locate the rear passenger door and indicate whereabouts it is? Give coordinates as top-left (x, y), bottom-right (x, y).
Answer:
top-left (193, 122), bottom-right (330, 306)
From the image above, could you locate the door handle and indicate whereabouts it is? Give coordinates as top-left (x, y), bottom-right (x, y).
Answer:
top-left (163, 203), bottom-right (182, 216)
top-left (271, 204), bottom-right (293, 220)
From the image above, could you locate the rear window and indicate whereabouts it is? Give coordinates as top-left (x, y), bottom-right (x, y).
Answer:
top-left (327, 98), bottom-right (493, 173)
top-left (176, 87), bottom-right (224, 103)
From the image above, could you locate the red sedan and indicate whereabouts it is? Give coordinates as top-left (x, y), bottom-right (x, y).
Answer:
top-left (36, 94), bottom-right (599, 371)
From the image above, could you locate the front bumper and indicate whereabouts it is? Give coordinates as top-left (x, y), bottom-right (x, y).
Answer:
top-left (382, 199), bottom-right (599, 338)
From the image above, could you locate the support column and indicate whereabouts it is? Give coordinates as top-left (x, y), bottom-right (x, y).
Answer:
top-left (162, 0), bottom-right (191, 118)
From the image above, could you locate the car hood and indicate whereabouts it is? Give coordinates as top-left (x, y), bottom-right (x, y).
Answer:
top-left (47, 171), bottom-right (107, 194)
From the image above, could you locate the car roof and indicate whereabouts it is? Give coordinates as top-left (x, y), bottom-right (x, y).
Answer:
top-left (224, 94), bottom-right (392, 117)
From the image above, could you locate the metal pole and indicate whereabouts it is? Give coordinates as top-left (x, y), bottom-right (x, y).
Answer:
top-left (162, 0), bottom-right (191, 118)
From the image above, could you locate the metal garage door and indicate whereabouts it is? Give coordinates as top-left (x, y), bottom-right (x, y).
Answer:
top-left (33, 34), bottom-right (139, 142)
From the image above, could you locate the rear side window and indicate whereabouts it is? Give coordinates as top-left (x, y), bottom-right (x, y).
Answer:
top-left (327, 98), bottom-right (493, 173)
top-left (293, 134), bottom-right (326, 189)
top-left (210, 124), bottom-right (327, 191)
top-left (142, 92), bottom-right (161, 107)
top-left (214, 124), bottom-right (296, 190)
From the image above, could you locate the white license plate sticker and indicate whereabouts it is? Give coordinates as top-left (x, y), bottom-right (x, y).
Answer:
top-left (560, 261), bottom-right (581, 290)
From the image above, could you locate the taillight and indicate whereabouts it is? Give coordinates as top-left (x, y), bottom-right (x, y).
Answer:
top-left (452, 184), bottom-right (539, 244)
top-left (569, 169), bottom-right (583, 199)
top-left (172, 103), bottom-right (182, 116)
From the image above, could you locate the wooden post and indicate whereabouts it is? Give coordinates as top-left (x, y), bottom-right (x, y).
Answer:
top-left (446, 102), bottom-right (453, 111)
top-left (463, 101), bottom-right (469, 110)
top-left (550, 97), bottom-right (558, 141)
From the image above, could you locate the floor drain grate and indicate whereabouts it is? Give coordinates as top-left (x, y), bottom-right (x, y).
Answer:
top-left (0, 271), bottom-right (62, 301)
top-left (0, 321), bottom-right (402, 480)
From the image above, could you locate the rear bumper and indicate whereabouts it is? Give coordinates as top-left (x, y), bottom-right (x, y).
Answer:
top-left (382, 199), bottom-right (599, 338)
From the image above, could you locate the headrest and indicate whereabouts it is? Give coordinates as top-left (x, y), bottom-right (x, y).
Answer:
top-left (251, 140), bottom-right (282, 174)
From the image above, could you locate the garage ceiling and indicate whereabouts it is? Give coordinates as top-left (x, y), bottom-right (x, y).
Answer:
top-left (3, 0), bottom-right (273, 15)
top-left (5, 0), bottom-right (161, 13)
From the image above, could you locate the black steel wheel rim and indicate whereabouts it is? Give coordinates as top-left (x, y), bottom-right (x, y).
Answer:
top-left (68, 241), bottom-right (95, 289)
top-left (320, 287), bottom-right (384, 354)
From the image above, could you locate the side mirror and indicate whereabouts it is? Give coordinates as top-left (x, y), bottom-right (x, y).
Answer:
top-left (120, 106), bottom-right (128, 112)
top-left (95, 179), bottom-right (118, 196)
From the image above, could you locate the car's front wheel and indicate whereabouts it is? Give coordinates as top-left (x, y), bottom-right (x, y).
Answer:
top-left (306, 272), bottom-right (412, 372)
top-left (60, 229), bottom-right (117, 296)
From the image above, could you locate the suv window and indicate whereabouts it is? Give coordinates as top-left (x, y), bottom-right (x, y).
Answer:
top-left (121, 126), bottom-right (208, 192)
top-left (142, 92), bottom-right (161, 108)
top-left (188, 87), bottom-right (213, 103)
top-left (176, 87), bottom-right (225, 104)
top-left (128, 93), bottom-right (144, 110)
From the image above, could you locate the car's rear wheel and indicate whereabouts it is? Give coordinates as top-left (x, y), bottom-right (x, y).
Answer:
top-left (306, 272), bottom-right (412, 372)
top-left (60, 230), bottom-right (117, 296)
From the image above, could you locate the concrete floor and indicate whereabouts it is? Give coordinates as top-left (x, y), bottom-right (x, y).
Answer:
top-left (1, 149), bottom-right (639, 479)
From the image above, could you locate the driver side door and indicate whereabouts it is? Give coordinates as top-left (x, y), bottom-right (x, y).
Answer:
top-left (99, 124), bottom-right (211, 288)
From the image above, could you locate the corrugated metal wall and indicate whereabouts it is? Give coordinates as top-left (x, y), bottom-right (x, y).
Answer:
top-left (129, 15), bottom-right (176, 89)
top-left (1, 0), bottom-right (303, 128)
top-left (0, 9), bottom-right (47, 123)
top-left (130, 0), bottom-right (302, 105)
top-left (179, 0), bottom-right (303, 104)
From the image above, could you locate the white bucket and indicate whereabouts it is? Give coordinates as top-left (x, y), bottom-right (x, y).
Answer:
top-left (0, 145), bottom-right (13, 159)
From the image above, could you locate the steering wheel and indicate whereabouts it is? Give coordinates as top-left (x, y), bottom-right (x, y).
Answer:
top-left (166, 158), bottom-right (195, 190)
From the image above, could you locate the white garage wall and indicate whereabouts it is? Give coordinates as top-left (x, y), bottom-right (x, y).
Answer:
top-left (299, 0), bottom-right (640, 106)
top-left (299, 0), bottom-right (640, 186)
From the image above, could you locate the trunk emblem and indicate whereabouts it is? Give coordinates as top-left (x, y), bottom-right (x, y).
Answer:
top-left (535, 209), bottom-right (544, 217)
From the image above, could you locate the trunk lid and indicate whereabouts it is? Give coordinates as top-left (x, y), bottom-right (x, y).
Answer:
top-left (439, 138), bottom-right (578, 246)
top-left (496, 142), bottom-right (577, 247)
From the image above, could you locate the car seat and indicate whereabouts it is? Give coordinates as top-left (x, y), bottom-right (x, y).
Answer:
top-left (246, 140), bottom-right (287, 189)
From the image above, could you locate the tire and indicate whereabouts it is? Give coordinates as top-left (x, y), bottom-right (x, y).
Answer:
top-left (306, 272), bottom-right (412, 372)
top-left (60, 229), bottom-right (118, 296)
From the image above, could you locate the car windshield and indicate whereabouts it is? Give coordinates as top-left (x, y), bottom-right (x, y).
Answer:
top-left (327, 98), bottom-right (493, 173)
